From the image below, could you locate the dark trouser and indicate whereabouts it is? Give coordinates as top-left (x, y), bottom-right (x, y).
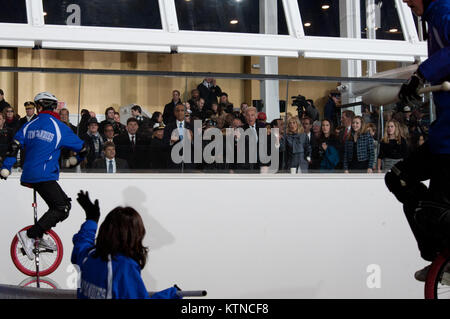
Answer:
top-left (386, 142), bottom-right (450, 261)
top-left (22, 181), bottom-right (71, 239)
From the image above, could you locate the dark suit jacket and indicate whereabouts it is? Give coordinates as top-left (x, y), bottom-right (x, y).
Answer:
top-left (19, 114), bottom-right (37, 128)
top-left (233, 123), bottom-right (264, 172)
top-left (149, 138), bottom-right (170, 170)
top-left (163, 121), bottom-right (194, 171)
top-left (113, 132), bottom-right (151, 170)
top-left (162, 100), bottom-right (177, 125)
top-left (91, 157), bottom-right (129, 173)
top-left (197, 83), bottom-right (222, 109)
top-left (336, 126), bottom-right (351, 169)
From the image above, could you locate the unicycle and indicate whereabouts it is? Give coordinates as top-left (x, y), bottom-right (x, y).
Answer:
top-left (424, 248), bottom-right (450, 299)
top-left (10, 189), bottom-right (63, 286)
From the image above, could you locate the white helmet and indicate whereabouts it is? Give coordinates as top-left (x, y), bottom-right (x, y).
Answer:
top-left (34, 92), bottom-right (58, 110)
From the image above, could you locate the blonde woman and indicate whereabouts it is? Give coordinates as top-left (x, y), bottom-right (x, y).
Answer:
top-left (280, 116), bottom-right (311, 173)
top-left (343, 116), bottom-right (375, 173)
top-left (377, 120), bottom-right (408, 173)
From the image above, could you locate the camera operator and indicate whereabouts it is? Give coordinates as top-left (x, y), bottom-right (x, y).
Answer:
top-left (292, 95), bottom-right (319, 122)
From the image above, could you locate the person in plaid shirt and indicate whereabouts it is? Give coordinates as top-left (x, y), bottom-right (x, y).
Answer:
top-left (343, 116), bottom-right (375, 173)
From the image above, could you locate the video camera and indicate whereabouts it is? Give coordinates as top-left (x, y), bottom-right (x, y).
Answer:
top-left (292, 94), bottom-right (310, 118)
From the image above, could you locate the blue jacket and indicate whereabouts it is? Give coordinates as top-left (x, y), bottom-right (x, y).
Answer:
top-left (418, 0), bottom-right (450, 154)
top-left (71, 220), bottom-right (181, 299)
top-left (1, 112), bottom-right (84, 183)
top-left (320, 145), bottom-right (340, 172)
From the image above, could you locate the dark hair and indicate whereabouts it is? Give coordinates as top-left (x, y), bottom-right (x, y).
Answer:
top-left (319, 119), bottom-right (336, 139)
top-left (59, 107), bottom-right (69, 114)
top-left (151, 111), bottom-right (162, 122)
top-left (131, 105), bottom-right (142, 114)
top-left (342, 110), bottom-right (355, 120)
top-left (103, 123), bottom-right (114, 133)
top-left (103, 141), bottom-right (115, 150)
top-left (94, 206), bottom-right (148, 269)
top-left (0, 89), bottom-right (3, 95)
top-left (104, 106), bottom-right (115, 117)
top-left (270, 119), bottom-right (280, 128)
top-left (302, 116), bottom-right (312, 125)
top-left (127, 117), bottom-right (139, 125)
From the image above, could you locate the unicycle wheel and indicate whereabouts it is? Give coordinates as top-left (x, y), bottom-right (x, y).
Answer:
top-left (10, 225), bottom-right (63, 277)
top-left (19, 277), bottom-right (60, 289)
top-left (425, 249), bottom-right (450, 299)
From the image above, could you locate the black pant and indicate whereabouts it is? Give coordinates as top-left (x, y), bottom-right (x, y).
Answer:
top-left (396, 143), bottom-right (450, 261)
top-left (23, 181), bottom-right (71, 239)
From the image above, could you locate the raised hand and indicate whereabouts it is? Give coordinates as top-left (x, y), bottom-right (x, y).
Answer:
top-left (76, 190), bottom-right (100, 223)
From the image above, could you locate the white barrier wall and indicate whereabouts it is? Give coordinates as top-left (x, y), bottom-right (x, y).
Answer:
top-left (0, 173), bottom-right (427, 298)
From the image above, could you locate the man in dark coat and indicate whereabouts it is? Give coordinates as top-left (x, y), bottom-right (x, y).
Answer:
top-left (162, 90), bottom-right (182, 125)
top-left (163, 103), bottom-right (194, 171)
top-left (91, 141), bottom-right (129, 173)
top-left (197, 78), bottom-right (222, 110)
top-left (0, 89), bottom-right (11, 113)
top-left (113, 117), bottom-right (151, 170)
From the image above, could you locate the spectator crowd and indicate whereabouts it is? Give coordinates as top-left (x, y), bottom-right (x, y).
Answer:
top-left (0, 80), bottom-right (431, 174)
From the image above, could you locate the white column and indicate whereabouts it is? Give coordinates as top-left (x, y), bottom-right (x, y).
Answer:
top-left (26, 0), bottom-right (45, 27)
top-left (259, 0), bottom-right (280, 122)
top-left (340, 0), bottom-right (362, 113)
top-left (366, 0), bottom-right (377, 77)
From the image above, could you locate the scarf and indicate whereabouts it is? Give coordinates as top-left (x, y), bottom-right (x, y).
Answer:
top-left (39, 110), bottom-right (61, 120)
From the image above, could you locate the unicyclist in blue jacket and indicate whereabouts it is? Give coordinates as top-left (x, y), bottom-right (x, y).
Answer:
top-left (386, 0), bottom-right (450, 282)
top-left (0, 92), bottom-right (89, 261)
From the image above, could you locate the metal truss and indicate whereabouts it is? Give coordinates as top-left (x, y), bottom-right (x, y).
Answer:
top-left (0, 0), bottom-right (426, 63)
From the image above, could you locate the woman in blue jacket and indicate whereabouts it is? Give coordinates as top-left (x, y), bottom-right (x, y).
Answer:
top-left (72, 190), bottom-right (181, 299)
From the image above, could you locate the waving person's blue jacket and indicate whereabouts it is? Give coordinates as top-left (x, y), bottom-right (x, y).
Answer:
top-left (418, 0), bottom-right (450, 154)
top-left (1, 111), bottom-right (84, 183)
top-left (71, 220), bottom-right (181, 299)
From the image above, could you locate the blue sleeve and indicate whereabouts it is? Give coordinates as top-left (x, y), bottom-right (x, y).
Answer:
top-left (150, 287), bottom-right (182, 299)
top-left (419, 2), bottom-right (450, 83)
top-left (71, 220), bottom-right (98, 266)
top-left (59, 122), bottom-right (84, 152)
top-left (419, 47), bottom-right (450, 83)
